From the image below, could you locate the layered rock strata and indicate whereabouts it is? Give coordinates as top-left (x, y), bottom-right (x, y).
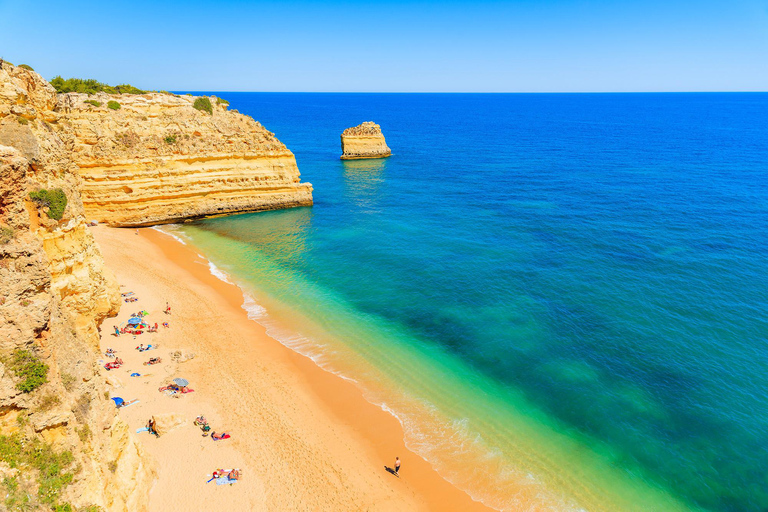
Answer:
top-left (57, 92), bottom-right (313, 227)
top-left (0, 62), bottom-right (154, 511)
top-left (340, 121), bottom-right (391, 159)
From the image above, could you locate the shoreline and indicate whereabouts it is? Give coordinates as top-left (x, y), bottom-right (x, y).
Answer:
top-left (94, 225), bottom-right (492, 511)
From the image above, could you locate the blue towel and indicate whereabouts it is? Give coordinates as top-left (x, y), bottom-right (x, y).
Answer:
top-left (215, 477), bottom-right (237, 485)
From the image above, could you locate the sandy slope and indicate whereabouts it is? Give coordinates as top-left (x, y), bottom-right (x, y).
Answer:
top-left (93, 226), bottom-right (491, 512)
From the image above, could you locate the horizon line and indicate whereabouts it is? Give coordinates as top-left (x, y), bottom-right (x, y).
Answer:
top-left (171, 90), bottom-right (768, 94)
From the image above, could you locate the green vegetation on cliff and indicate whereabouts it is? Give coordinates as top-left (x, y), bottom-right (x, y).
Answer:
top-left (107, 100), bottom-right (121, 110)
top-left (193, 97), bottom-right (213, 115)
top-left (29, 188), bottom-right (68, 221)
top-left (1, 433), bottom-right (76, 510)
top-left (49, 76), bottom-right (147, 95)
top-left (0, 226), bottom-right (14, 244)
top-left (5, 349), bottom-right (49, 393)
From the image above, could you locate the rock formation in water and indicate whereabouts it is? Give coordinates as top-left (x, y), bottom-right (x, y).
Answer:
top-left (340, 121), bottom-right (391, 160)
top-left (0, 62), bottom-right (154, 511)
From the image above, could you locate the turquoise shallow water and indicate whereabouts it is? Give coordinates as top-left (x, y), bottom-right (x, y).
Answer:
top-left (176, 93), bottom-right (768, 511)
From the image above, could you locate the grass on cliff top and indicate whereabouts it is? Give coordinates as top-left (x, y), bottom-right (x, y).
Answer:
top-left (0, 433), bottom-right (76, 510)
top-left (49, 76), bottom-right (147, 95)
top-left (193, 97), bottom-right (213, 115)
top-left (29, 188), bottom-right (67, 221)
top-left (5, 349), bottom-right (49, 393)
top-left (18, 64), bottom-right (34, 71)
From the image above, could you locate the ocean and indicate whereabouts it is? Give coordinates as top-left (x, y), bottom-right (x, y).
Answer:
top-left (170, 92), bottom-right (768, 511)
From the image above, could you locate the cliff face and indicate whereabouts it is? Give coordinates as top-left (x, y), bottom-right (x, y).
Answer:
top-left (0, 63), bottom-right (154, 510)
top-left (57, 92), bottom-right (313, 226)
top-left (340, 121), bottom-right (391, 160)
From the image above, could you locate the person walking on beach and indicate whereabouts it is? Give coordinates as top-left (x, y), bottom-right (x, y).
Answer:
top-left (394, 457), bottom-right (401, 476)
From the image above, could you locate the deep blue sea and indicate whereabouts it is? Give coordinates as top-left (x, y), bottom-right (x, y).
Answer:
top-left (176, 92), bottom-right (768, 511)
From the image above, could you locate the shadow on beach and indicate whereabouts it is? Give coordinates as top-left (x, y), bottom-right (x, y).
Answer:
top-left (384, 466), bottom-right (399, 477)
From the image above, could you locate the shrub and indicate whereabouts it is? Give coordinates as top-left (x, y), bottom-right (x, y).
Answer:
top-left (107, 100), bottom-right (120, 110)
top-left (107, 460), bottom-right (117, 473)
top-left (73, 394), bottom-right (91, 422)
top-left (29, 188), bottom-right (68, 221)
top-left (49, 76), bottom-right (146, 95)
top-left (6, 349), bottom-right (49, 393)
top-left (18, 64), bottom-right (34, 71)
top-left (0, 226), bottom-right (14, 244)
top-left (84, 99), bottom-right (101, 107)
top-left (193, 97), bottom-right (212, 115)
top-left (37, 393), bottom-right (61, 412)
top-left (76, 424), bottom-right (91, 443)
top-left (164, 135), bottom-right (177, 144)
top-left (216, 97), bottom-right (229, 105)
top-left (61, 372), bottom-right (76, 391)
top-left (17, 116), bottom-right (29, 125)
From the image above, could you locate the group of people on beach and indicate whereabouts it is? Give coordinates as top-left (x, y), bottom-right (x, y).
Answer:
top-left (107, 290), bottom-right (409, 490)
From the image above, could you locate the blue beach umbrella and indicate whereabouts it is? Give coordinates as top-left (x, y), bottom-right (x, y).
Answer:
top-left (173, 378), bottom-right (189, 387)
top-left (111, 397), bottom-right (124, 407)
top-left (127, 317), bottom-right (142, 325)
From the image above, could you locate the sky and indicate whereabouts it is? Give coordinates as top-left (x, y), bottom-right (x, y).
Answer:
top-left (1, 0), bottom-right (766, 92)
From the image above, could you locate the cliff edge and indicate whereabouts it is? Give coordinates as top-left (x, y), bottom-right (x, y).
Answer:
top-left (57, 92), bottom-right (313, 227)
top-left (0, 62), bottom-right (154, 511)
top-left (340, 121), bottom-right (391, 160)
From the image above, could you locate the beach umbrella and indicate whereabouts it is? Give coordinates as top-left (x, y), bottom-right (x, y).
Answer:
top-left (173, 378), bottom-right (189, 387)
top-left (127, 317), bottom-right (142, 325)
top-left (111, 397), bottom-right (124, 407)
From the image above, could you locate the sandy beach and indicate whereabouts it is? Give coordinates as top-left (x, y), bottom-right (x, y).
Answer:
top-left (93, 225), bottom-right (492, 511)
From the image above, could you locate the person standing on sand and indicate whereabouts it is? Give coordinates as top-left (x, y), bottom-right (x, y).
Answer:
top-left (395, 457), bottom-right (401, 476)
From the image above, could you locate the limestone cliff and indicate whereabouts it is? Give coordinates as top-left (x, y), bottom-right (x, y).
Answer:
top-left (57, 91), bottom-right (312, 226)
top-left (340, 121), bottom-right (391, 160)
top-left (0, 62), bottom-right (154, 511)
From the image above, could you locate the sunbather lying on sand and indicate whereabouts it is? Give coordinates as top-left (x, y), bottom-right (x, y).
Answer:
top-left (144, 357), bottom-right (161, 365)
top-left (211, 432), bottom-right (231, 441)
top-left (158, 384), bottom-right (194, 394)
top-left (104, 357), bottom-right (124, 370)
top-left (212, 468), bottom-right (240, 481)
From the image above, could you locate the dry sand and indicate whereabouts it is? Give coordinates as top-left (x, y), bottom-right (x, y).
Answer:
top-left (93, 226), bottom-right (492, 511)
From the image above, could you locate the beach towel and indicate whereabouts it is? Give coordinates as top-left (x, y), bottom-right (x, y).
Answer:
top-left (136, 427), bottom-right (149, 434)
top-left (131, 372), bottom-right (141, 377)
top-left (215, 477), bottom-right (237, 485)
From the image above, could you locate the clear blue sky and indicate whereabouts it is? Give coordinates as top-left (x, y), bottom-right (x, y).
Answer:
top-left (1, 0), bottom-right (766, 92)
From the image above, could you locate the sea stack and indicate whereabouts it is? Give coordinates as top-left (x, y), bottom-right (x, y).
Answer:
top-left (340, 121), bottom-right (391, 160)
